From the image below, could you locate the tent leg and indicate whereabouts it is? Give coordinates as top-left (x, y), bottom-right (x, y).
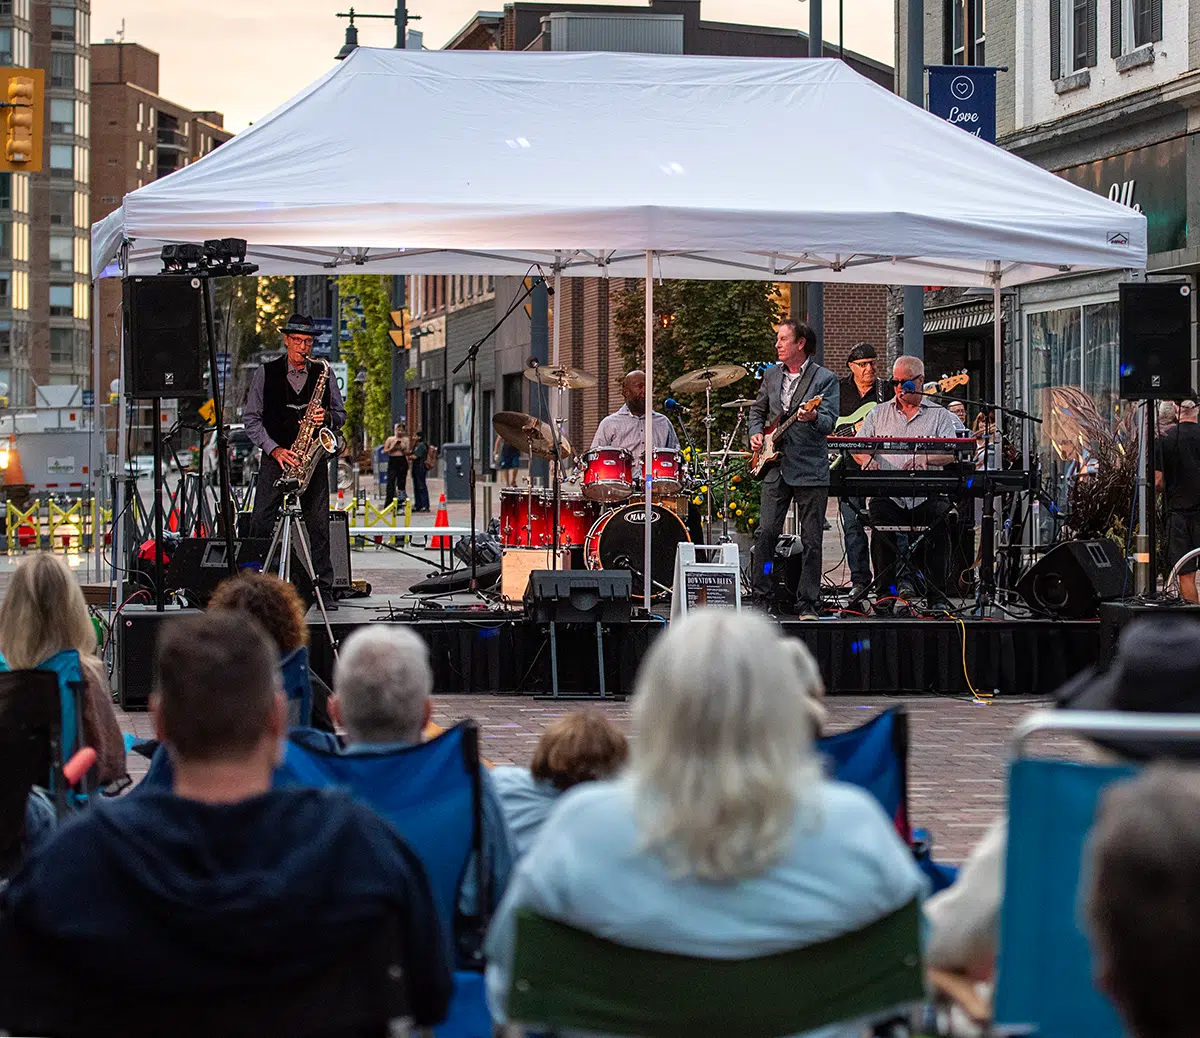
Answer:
top-left (644, 251), bottom-right (654, 608)
top-left (992, 278), bottom-right (1003, 587)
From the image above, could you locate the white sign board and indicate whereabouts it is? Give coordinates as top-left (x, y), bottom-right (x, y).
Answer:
top-left (671, 542), bottom-right (742, 622)
top-left (330, 361), bottom-right (349, 399)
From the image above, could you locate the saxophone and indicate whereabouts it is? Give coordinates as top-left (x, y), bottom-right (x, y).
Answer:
top-left (276, 359), bottom-right (339, 492)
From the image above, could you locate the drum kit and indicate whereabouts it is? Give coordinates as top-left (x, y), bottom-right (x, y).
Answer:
top-left (492, 361), bottom-right (756, 599)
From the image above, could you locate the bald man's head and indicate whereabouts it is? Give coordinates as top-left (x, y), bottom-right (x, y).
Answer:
top-left (622, 371), bottom-right (647, 416)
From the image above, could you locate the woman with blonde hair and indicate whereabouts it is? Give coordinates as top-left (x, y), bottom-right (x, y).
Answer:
top-left (485, 610), bottom-right (924, 1035)
top-left (0, 552), bottom-right (124, 783)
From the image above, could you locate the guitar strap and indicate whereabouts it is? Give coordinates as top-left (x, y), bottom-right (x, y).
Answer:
top-left (780, 362), bottom-right (820, 421)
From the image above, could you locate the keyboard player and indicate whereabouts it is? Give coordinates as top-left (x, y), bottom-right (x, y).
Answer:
top-left (851, 356), bottom-right (964, 612)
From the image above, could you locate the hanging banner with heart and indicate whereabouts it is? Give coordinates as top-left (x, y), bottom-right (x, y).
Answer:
top-left (926, 65), bottom-right (998, 145)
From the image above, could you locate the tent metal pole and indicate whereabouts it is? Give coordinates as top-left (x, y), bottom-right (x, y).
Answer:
top-left (551, 260), bottom-right (562, 437)
top-left (992, 277), bottom-right (1004, 585)
top-left (643, 251), bottom-right (653, 607)
top-left (90, 277), bottom-right (101, 585)
top-left (115, 245), bottom-right (130, 609)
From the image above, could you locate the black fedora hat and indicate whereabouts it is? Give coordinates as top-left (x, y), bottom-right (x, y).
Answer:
top-left (281, 313), bottom-right (317, 338)
top-left (1055, 615), bottom-right (1200, 760)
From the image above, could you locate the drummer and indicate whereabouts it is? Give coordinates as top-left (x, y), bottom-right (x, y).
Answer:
top-left (590, 370), bottom-right (679, 472)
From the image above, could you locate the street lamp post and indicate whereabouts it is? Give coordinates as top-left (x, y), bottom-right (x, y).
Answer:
top-left (335, 3), bottom-right (421, 58)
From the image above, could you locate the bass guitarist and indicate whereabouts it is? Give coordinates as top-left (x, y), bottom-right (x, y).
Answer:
top-left (748, 320), bottom-right (839, 617)
top-left (835, 343), bottom-right (891, 607)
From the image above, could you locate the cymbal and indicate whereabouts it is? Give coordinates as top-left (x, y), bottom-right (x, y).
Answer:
top-left (721, 398), bottom-right (757, 410)
top-left (492, 411), bottom-right (572, 460)
top-left (523, 365), bottom-right (597, 390)
top-left (670, 364), bottom-right (745, 395)
top-left (701, 450), bottom-right (752, 459)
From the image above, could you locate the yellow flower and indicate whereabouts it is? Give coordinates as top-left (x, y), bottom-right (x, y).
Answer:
top-left (732, 475), bottom-right (741, 484)
top-left (692, 496), bottom-right (702, 505)
top-left (700, 485), bottom-right (709, 493)
top-left (748, 518), bottom-right (756, 525)
top-left (735, 508), bottom-right (743, 516)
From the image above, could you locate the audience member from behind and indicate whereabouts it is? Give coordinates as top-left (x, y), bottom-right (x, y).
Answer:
top-left (926, 615), bottom-right (1200, 980)
top-left (485, 610), bottom-right (926, 1033)
top-left (492, 710), bottom-right (628, 857)
top-left (329, 625), bottom-right (514, 915)
top-left (209, 569), bottom-right (334, 729)
top-left (0, 552), bottom-right (124, 783)
top-left (0, 613), bottom-right (451, 1031)
top-left (1085, 766), bottom-right (1200, 1038)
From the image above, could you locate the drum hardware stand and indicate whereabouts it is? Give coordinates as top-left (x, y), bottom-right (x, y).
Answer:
top-left (528, 359), bottom-right (567, 571)
top-left (702, 381), bottom-right (716, 544)
top-left (264, 484), bottom-right (338, 658)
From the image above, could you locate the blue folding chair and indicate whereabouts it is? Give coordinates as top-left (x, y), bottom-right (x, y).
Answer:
top-left (280, 646), bottom-right (313, 727)
top-left (994, 710), bottom-right (1200, 1038)
top-left (277, 721), bottom-right (492, 1038)
top-left (0, 649), bottom-right (90, 804)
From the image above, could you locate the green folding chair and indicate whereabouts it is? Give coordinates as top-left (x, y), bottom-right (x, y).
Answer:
top-left (506, 899), bottom-right (924, 1038)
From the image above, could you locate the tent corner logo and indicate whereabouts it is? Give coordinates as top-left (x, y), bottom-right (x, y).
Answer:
top-left (1107, 231), bottom-right (1130, 246)
top-left (950, 76), bottom-right (974, 100)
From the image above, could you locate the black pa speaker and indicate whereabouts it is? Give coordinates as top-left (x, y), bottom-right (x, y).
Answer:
top-left (163, 537), bottom-right (302, 607)
top-left (1119, 282), bottom-right (1193, 400)
top-left (525, 570), bottom-right (632, 624)
top-left (123, 276), bottom-right (206, 398)
top-left (328, 510), bottom-right (353, 591)
top-left (1017, 539), bottom-right (1131, 620)
top-left (115, 604), bottom-right (203, 710)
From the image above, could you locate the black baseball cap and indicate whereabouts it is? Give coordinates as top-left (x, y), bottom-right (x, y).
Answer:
top-left (847, 343), bottom-right (877, 363)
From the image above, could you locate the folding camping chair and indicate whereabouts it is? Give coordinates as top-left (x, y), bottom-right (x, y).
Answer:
top-left (816, 707), bottom-right (957, 893)
top-left (505, 900), bottom-right (924, 1038)
top-left (277, 721), bottom-right (493, 1038)
top-left (930, 710), bottom-right (1200, 1038)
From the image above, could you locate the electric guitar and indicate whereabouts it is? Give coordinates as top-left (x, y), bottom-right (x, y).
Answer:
top-left (749, 394), bottom-right (824, 478)
top-left (833, 371), bottom-right (970, 436)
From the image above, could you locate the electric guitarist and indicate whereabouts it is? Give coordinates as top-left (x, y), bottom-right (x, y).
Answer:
top-left (748, 319), bottom-right (839, 617)
top-left (835, 343), bottom-right (891, 606)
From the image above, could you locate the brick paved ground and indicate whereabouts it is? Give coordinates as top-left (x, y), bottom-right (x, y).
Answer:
top-left (120, 692), bottom-right (1069, 864)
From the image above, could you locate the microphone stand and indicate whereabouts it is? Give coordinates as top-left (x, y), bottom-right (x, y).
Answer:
top-left (929, 393), bottom-right (1043, 613)
top-left (453, 279), bottom-right (541, 595)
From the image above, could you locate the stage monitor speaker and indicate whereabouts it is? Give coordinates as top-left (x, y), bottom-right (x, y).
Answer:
top-left (1017, 539), bottom-right (1130, 620)
top-left (115, 604), bottom-right (203, 710)
top-left (164, 536), bottom-right (315, 608)
top-left (123, 276), bottom-right (206, 399)
top-left (525, 570), bottom-right (632, 624)
top-left (329, 510), bottom-right (353, 591)
top-left (1119, 281), bottom-right (1193, 400)
top-left (1098, 600), bottom-right (1200, 670)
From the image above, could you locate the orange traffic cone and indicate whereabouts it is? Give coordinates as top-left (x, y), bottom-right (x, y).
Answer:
top-left (430, 493), bottom-right (450, 549)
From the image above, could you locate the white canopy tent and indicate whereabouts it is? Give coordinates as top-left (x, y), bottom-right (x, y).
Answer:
top-left (91, 48), bottom-right (1147, 603)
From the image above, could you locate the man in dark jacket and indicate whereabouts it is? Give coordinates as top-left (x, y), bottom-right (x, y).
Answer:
top-left (749, 319), bottom-right (840, 617)
top-left (0, 612), bottom-right (451, 1035)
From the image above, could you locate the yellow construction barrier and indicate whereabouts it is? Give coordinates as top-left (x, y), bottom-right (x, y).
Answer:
top-left (361, 499), bottom-right (398, 546)
top-left (49, 499), bottom-right (83, 553)
top-left (6, 499), bottom-right (40, 553)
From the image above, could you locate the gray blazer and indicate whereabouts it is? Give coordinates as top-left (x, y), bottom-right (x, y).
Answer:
top-left (748, 361), bottom-right (840, 487)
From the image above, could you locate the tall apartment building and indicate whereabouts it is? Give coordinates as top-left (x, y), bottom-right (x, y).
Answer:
top-left (897, 0), bottom-right (1195, 503)
top-left (0, 1), bottom-right (91, 405)
top-left (90, 41), bottom-right (232, 401)
top-left (405, 0), bottom-right (895, 461)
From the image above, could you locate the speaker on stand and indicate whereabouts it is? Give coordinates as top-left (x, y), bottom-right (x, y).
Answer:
top-left (1119, 281), bottom-right (1196, 596)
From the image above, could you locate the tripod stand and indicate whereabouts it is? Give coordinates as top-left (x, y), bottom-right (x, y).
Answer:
top-left (264, 488), bottom-right (338, 657)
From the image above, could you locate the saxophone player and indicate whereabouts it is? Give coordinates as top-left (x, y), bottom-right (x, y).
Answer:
top-left (244, 313), bottom-right (346, 604)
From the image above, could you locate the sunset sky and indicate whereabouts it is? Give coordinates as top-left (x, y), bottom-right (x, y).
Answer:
top-left (89, 0), bottom-right (894, 132)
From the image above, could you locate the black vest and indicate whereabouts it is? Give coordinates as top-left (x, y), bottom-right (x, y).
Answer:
top-left (261, 356), bottom-right (331, 450)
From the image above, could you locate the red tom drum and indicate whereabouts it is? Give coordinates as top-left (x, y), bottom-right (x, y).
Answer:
top-left (648, 448), bottom-right (683, 499)
top-left (580, 447), bottom-right (634, 503)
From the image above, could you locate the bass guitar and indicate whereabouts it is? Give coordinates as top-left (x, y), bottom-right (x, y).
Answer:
top-left (833, 370), bottom-right (970, 436)
top-left (749, 394), bottom-right (824, 478)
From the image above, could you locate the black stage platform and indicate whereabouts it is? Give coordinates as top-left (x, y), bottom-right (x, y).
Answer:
top-left (307, 602), bottom-right (1100, 697)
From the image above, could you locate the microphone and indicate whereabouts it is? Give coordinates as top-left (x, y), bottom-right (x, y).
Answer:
top-left (899, 380), bottom-right (918, 393)
top-left (663, 397), bottom-right (690, 414)
top-left (527, 356), bottom-right (540, 369)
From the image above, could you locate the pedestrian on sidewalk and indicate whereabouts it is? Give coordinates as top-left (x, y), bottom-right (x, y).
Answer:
top-left (383, 424), bottom-right (409, 508)
top-left (411, 431), bottom-right (431, 512)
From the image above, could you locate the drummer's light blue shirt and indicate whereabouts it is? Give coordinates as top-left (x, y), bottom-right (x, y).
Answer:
top-left (589, 404), bottom-right (679, 460)
top-left (485, 776), bottom-right (927, 1037)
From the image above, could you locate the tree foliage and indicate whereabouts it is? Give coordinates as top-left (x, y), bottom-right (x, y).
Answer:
top-left (337, 274), bottom-right (393, 446)
top-left (255, 276), bottom-right (294, 347)
top-left (613, 279), bottom-right (782, 446)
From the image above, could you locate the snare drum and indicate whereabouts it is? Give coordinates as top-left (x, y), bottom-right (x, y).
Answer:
top-left (648, 447), bottom-right (683, 499)
top-left (580, 447), bottom-right (634, 503)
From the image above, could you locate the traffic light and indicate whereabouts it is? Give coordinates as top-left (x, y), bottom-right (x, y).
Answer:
top-left (388, 309), bottom-right (410, 349)
top-left (0, 68), bottom-right (42, 173)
